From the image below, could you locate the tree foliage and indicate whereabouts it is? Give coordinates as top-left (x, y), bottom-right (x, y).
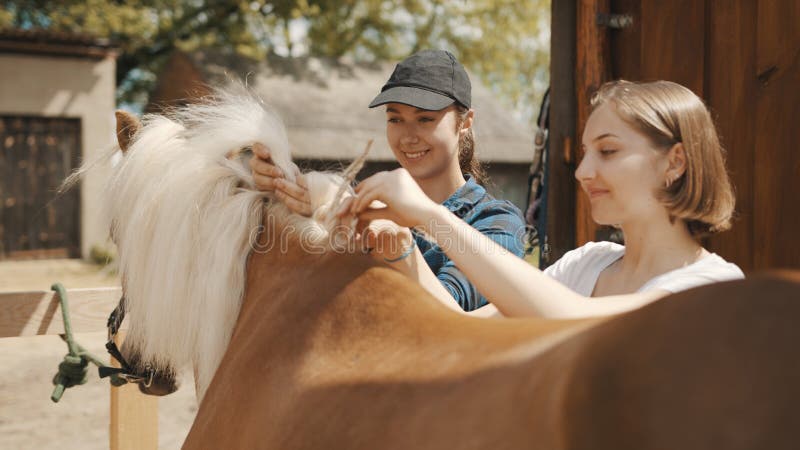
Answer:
top-left (1, 0), bottom-right (549, 121)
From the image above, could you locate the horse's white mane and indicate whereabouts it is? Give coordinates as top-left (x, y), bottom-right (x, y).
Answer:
top-left (101, 88), bottom-right (361, 401)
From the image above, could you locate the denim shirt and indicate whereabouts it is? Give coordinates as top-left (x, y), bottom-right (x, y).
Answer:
top-left (413, 175), bottom-right (526, 311)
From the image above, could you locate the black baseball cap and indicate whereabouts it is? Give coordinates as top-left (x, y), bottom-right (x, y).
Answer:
top-left (369, 49), bottom-right (471, 111)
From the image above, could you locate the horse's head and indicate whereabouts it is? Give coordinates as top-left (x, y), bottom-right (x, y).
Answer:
top-left (111, 110), bottom-right (180, 396)
top-left (101, 90), bottom-right (365, 402)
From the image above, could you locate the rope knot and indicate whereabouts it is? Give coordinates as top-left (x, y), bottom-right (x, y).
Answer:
top-left (53, 354), bottom-right (89, 388)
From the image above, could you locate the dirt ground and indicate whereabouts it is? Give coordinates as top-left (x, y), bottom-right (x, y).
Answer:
top-left (0, 259), bottom-right (197, 450)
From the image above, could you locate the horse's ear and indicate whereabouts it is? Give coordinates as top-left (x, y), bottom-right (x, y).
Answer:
top-left (115, 110), bottom-right (142, 153)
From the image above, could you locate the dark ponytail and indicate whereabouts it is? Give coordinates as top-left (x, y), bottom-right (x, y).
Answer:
top-left (455, 104), bottom-right (488, 185)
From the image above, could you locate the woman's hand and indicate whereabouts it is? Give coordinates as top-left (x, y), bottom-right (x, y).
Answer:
top-left (358, 218), bottom-right (415, 263)
top-left (249, 143), bottom-right (312, 216)
top-left (347, 169), bottom-right (439, 229)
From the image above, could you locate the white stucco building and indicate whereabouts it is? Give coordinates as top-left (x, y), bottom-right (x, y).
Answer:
top-left (0, 30), bottom-right (117, 259)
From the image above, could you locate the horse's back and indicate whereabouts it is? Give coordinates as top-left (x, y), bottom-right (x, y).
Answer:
top-left (561, 272), bottom-right (800, 450)
top-left (184, 265), bottom-right (800, 450)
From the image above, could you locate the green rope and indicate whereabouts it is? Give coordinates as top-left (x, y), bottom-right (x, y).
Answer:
top-left (50, 283), bottom-right (125, 403)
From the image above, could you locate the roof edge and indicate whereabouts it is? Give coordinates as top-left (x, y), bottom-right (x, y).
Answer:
top-left (0, 29), bottom-right (118, 59)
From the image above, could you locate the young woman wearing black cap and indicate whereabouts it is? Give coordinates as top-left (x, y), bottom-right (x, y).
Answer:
top-left (250, 49), bottom-right (526, 312)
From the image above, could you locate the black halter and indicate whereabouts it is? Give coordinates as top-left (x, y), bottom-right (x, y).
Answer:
top-left (97, 295), bottom-right (155, 386)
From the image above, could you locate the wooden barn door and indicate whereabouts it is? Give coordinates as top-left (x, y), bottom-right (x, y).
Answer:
top-left (0, 116), bottom-right (82, 259)
top-left (566, 0), bottom-right (800, 271)
top-left (743, 0), bottom-right (800, 269)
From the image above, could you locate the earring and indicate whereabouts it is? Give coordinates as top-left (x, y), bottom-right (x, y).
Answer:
top-left (665, 175), bottom-right (674, 188)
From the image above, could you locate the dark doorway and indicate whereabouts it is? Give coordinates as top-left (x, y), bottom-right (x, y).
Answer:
top-left (0, 116), bottom-right (81, 259)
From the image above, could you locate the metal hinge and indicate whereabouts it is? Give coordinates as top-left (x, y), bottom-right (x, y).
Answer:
top-left (597, 13), bottom-right (634, 29)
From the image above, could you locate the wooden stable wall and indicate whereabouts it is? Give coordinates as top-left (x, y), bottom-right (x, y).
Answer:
top-left (549, 0), bottom-right (800, 271)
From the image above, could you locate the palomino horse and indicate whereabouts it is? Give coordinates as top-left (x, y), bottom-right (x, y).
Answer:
top-left (91, 89), bottom-right (798, 450)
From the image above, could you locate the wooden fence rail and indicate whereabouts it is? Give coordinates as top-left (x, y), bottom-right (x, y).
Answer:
top-left (0, 287), bottom-right (158, 450)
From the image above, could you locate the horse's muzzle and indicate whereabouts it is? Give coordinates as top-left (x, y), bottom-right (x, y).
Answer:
top-left (137, 369), bottom-right (179, 396)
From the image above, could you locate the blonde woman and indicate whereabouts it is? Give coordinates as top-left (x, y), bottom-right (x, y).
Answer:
top-left (347, 80), bottom-right (744, 318)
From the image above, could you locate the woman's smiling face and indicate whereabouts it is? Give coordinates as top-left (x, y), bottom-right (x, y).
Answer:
top-left (576, 102), bottom-right (671, 226)
top-left (384, 103), bottom-right (463, 181)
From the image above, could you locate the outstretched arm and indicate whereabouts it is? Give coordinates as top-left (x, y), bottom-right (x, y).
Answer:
top-left (347, 169), bottom-right (667, 319)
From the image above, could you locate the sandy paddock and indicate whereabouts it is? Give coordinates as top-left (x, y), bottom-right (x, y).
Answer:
top-left (0, 259), bottom-right (197, 450)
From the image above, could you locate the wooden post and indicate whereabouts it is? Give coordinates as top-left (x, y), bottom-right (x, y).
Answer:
top-left (575, 0), bottom-right (611, 245)
top-left (109, 330), bottom-right (159, 450)
top-left (547, 0), bottom-right (579, 264)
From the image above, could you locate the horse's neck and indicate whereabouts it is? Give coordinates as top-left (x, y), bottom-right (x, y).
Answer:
top-left (238, 241), bottom-right (590, 347)
top-left (243, 244), bottom-right (386, 319)
top-left (244, 208), bottom-right (419, 317)
top-left (237, 242), bottom-right (441, 348)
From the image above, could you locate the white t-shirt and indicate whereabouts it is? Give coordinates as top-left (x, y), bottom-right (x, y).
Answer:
top-left (543, 241), bottom-right (745, 297)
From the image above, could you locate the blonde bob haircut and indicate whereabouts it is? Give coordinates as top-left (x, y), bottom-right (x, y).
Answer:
top-left (590, 80), bottom-right (735, 237)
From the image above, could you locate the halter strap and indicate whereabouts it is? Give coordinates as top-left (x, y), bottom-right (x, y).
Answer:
top-left (98, 294), bottom-right (154, 385)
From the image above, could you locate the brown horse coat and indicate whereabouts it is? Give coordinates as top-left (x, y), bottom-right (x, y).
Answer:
top-left (183, 240), bottom-right (800, 450)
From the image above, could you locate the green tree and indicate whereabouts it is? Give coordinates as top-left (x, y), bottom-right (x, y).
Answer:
top-left (1, 0), bottom-right (549, 121)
